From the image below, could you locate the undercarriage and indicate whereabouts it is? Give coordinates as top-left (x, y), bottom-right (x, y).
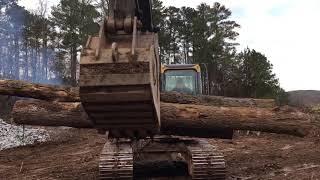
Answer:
top-left (99, 137), bottom-right (226, 179)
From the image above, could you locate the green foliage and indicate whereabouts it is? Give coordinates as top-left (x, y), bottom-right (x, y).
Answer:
top-left (153, 1), bottom-right (281, 99)
top-left (0, 0), bottom-right (283, 99)
top-left (0, 1), bottom-right (42, 81)
top-left (50, 0), bottom-right (100, 85)
top-left (0, 0), bottom-right (101, 85)
top-left (194, 3), bottom-right (240, 64)
top-left (237, 48), bottom-right (280, 98)
top-left (51, 0), bottom-right (99, 48)
top-left (276, 89), bottom-right (289, 106)
top-left (153, 1), bottom-right (196, 64)
top-left (152, 0), bottom-right (166, 63)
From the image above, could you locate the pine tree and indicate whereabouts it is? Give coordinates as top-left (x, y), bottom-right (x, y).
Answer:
top-left (51, 0), bottom-right (99, 85)
top-left (178, 7), bottom-right (195, 64)
top-left (192, 3), bottom-right (240, 95)
top-left (238, 48), bottom-right (280, 98)
top-left (0, 0), bottom-right (284, 99)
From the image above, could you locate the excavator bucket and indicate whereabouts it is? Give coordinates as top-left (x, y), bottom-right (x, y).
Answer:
top-left (79, 0), bottom-right (160, 139)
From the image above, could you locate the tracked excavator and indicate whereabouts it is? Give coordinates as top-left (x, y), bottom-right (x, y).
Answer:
top-left (80, 0), bottom-right (227, 179)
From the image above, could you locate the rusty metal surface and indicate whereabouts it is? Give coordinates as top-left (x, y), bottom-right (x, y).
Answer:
top-left (79, 20), bottom-right (160, 139)
top-left (79, 83), bottom-right (159, 138)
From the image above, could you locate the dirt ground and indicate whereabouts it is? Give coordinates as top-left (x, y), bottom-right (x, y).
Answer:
top-left (0, 129), bottom-right (319, 180)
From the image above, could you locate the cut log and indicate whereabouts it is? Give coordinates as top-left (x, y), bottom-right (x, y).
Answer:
top-left (11, 100), bottom-right (232, 139)
top-left (0, 79), bottom-right (79, 102)
top-left (12, 100), bottom-right (91, 128)
top-left (160, 103), bottom-right (312, 137)
top-left (12, 100), bottom-right (313, 137)
top-left (161, 92), bottom-right (276, 108)
top-left (0, 79), bottom-right (275, 108)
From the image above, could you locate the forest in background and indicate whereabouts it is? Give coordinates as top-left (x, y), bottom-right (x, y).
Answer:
top-left (0, 0), bottom-right (287, 100)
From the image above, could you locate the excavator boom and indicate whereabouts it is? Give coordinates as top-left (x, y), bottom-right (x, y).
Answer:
top-left (79, 0), bottom-right (160, 139)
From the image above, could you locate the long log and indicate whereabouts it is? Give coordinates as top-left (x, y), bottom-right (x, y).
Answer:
top-left (12, 100), bottom-right (313, 137)
top-left (161, 92), bottom-right (276, 108)
top-left (0, 79), bottom-right (79, 102)
top-left (11, 100), bottom-right (232, 139)
top-left (160, 103), bottom-right (312, 137)
top-left (0, 79), bottom-right (275, 108)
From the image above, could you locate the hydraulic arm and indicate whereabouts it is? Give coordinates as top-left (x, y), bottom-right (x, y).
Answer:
top-left (79, 0), bottom-right (160, 139)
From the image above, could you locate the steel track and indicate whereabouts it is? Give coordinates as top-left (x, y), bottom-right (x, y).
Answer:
top-left (99, 140), bottom-right (133, 179)
top-left (187, 140), bottom-right (226, 179)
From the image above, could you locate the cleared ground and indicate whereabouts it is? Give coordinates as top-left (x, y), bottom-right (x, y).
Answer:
top-left (0, 129), bottom-right (319, 180)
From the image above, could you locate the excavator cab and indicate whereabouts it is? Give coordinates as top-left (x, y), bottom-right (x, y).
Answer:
top-left (161, 64), bottom-right (202, 95)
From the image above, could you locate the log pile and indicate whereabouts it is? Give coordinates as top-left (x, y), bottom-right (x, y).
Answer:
top-left (0, 79), bottom-right (315, 138)
top-left (0, 79), bottom-right (276, 107)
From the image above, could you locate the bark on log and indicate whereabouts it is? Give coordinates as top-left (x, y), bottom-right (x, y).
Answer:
top-left (12, 100), bottom-right (313, 137)
top-left (0, 79), bottom-right (275, 108)
top-left (160, 103), bottom-right (312, 137)
top-left (12, 100), bottom-right (91, 128)
top-left (161, 92), bottom-right (276, 108)
top-left (0, 79), bottom-right (79, 102)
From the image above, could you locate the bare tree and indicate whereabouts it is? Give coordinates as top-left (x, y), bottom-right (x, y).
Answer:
top-left (37, 0), bottom-right (48, 17)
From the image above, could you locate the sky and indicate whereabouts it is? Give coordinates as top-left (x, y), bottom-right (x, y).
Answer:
top-left (18, 0), bottom-right (320, 91)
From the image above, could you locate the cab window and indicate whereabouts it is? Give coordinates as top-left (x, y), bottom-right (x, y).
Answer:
top-left (164, 70), bottom-right (196, 94)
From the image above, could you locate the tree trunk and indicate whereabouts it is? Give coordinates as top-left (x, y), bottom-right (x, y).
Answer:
top-left (0, 47), bottom-right (3, 75)
top-left (0, 80), bottom-right (276, 108)
top-left (71, 45), bottom-right (77, 86)
top-left (12, 100), bottom-right (314, 137)
top-left (8, 40), bottom-right (14, 78)
top-left (24, 43), bottom-right (29, 81)
top-left (160, 103), bottom-right (313, 137)
top-left (14, 35), bottom-right (19, 79)
top-left (12, 100), bottom-right (91, 128)
top-left (0, 79), bottom-right (80, 102)
top-left (31, 47), bottom-right (37, 82)
top-left (161, 92), bottom-right (276, 108)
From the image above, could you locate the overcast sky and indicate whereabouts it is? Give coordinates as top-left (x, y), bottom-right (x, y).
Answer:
top-left (18, 0), bottom-right (320, 91)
